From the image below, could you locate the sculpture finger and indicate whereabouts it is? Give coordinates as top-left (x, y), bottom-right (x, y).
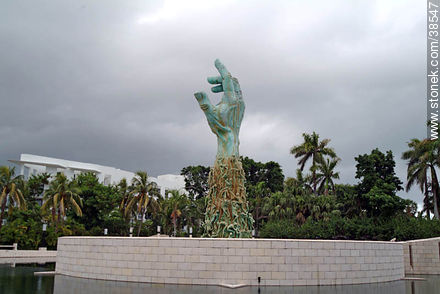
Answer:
top-left (232, 77), bottom-right (241, 92)
top-left (222, 75), bottom-right (236, 100)
top-left (194, 91), bottom-right (207, 102)
top-left (232, 77), bottom-right (243, 99)
top-left (214, 59), bottom-right (230, 78)
top-left (194, 91), bottom-right (213, 111)
top-left (207, 76), bottom-right (222, 84)
top-left (211, 85), bottom-right (223, 93)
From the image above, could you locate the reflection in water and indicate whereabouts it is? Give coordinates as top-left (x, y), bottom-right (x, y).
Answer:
top-left (1, 265), bottom-right (439, 294)
top-left (53, 275), bottom-right (440, 294)
top-left (0, 264), bottom-right (54, 294)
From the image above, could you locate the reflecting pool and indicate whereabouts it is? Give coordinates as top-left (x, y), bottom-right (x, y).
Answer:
top-left (1, 263), bottom-right (439, 294)
top-left (0, 263), bottom-right (54, 294)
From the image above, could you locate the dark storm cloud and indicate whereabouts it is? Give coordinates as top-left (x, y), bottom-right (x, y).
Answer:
top-left (0, 1), bottom-right (426, 205)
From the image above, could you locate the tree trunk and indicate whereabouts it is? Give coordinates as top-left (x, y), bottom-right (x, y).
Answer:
top-left (312, 154), bottom-right (318, 195)
top-left (431, 167), bottom-right (440, 219)
top-left (137, 210), bottom-right (144, 237)
top-left (0, 198), bottom-right (7, 230)
top-left (173, 217), bottom-right (177, 237)
top-left (137, 221), bottom-right (142, 237)
top-left (56, 207), bottom-right (62, 232)
top-left (312, 169), bottom-right (317, 195)
top-left (51, 206), bottom-right (56, 224)
top-left (254, 198), bottom-right (261, 237)
top-left (424, 178), bottom-right (431, 220)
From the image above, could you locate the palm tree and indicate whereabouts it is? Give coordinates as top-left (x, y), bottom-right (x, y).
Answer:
top-left (421, 183), bottom-right (434, 219)
top-left (292, 195), bottom-right (310, 225)
top-left (263, 191), bottom-right (294, 221)
top-left (402, 138), bottom-right (439, 219)
top-left (402, 139), bottom-right (431, 218)
top-left (125, 171), bottom-right (160, 236)
top-left (0, 166), bottom-right (27, 230)
top-left (290, 132), bottom-right (336, 194)
top-left (248, 181), bottom-right (271, 237)
top-left (315, 157), bottom-right (340, 195)
top-left (163, 190), bottom-right (189, 236)
top-left (26, 173), bottom-right (50, 197)
top-left (185, 196), bottom-right (204, 236)
top-left (41, 184), bottom-right (58, 224)
top-left (284, 169), bottom-right (313, 196)
top-left (309, 195), bottom-right (338, 222)
top-left (41, 173), bottom-right (83, 227)
top-left (429, 139), bottom-right (440, 219)
top-left (118, 178), bottom-right (130, 215)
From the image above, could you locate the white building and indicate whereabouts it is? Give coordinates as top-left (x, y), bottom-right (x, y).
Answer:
top-left (9, 154), bottom-right (186, 197)
top-left (155, 174), bottom-right (187, 197)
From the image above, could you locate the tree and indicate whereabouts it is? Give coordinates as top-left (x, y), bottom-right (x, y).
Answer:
top-left (241, 157), bottom-right (284, 193)
top-left (118, 178), bottom-right (131, 215)
top-left (308, 194), bottom-right (340, 222)
top-left (184, 196), bottom-right (205, 236)
top-left (334, 184), bottom-right (358, 218)
top-left (247, 182), bottom-right (271, 236)
top-left (263, 191), bottom-right (294, 221)
top-left (74, 172), bottom-right (121, 231)
top-left (41, 173), bottom-right (82, 228)
top-left (101, 209), bottom-right (130, 236)
top-left (284, 169), bottom-right (313, 196)
top-left (402, 138), bottom-right (439, 219)
top-left (162, 190), bottom-right (189, 236)
top-left (290, 132), bottom-right (336, 194)
top-left (0, 208), bottom-right (43, 249)
top-left (25, 173), bottom-right (50, 205)
top-left (0, 166), bottom-right (27, 230)
top-left (181, 165), bottom-right (210, 199)
top-left (260, 161), bottom-right (285, 193)
top-left (355, 149), bottom-right (405, 217)
top-left (315, 157), bottom-right (340, 195)
top-left (356, 149), bottom-right (403, 195)
top-left (125, 171), bottom-right (160, 236)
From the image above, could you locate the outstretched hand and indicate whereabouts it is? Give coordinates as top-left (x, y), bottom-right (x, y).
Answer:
top-left (194, 59), bottom-right (242, 108)
top-left (194, 59), bottom-right (245, 158)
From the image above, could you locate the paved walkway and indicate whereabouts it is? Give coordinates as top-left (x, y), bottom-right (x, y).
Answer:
top-left (0, 248), bottom-right (57, 264)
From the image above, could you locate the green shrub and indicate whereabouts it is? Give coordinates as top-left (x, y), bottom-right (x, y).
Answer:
top-left (259, 215), bottom-right (440, 241)
top-left (259, 219), bottom-right (296, 239)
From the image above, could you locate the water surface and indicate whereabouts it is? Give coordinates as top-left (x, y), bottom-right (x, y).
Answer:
top-left (53, 275), bottom-right (440, 294)
top-left (0, 263), bottom-right (54, 294)
top-left (1, 264), bottom-right (439, 294)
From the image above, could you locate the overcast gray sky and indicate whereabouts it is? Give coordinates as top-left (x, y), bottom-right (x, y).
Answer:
top-left (0, 1), bottom-right (426, 205)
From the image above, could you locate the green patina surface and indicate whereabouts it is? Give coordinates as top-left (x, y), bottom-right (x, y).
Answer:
top-left (194, 59), bottom-right (254, 237)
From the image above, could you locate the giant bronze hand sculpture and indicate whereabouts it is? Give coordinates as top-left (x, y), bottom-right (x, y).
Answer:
top-left (194, 60), bottom-right (244, 158)
top-left (194, 59), bottom-right (253, 238)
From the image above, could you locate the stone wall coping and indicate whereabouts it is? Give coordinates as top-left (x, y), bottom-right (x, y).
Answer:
top-left (58, 236), bottom-right (407, 244)
top-left (404, 237), bottom-right (440, 243)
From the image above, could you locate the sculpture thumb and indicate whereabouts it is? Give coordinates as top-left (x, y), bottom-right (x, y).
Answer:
top-left (194, 92), bottom-right (206, 101)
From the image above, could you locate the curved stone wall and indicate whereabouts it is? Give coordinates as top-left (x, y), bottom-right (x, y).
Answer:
top-left (56, 237), bottom-right (404, 286)
top-left (404, 237), bottom-right (440, 275)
